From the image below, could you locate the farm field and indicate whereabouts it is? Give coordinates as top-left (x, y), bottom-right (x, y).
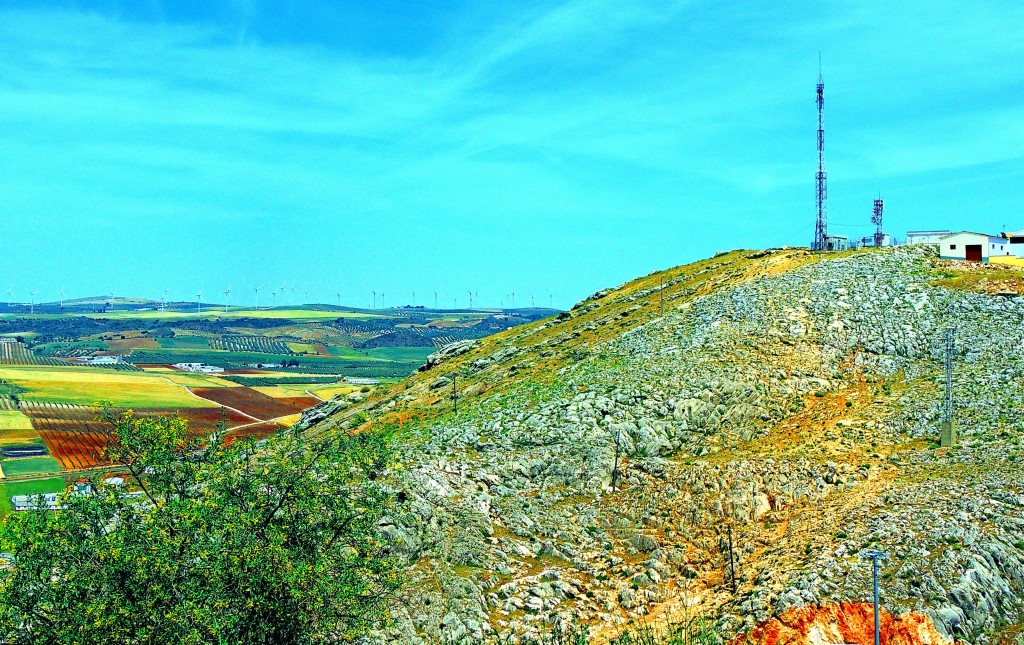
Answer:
top-left (0, 456), bottom-right (62, 477)
top-left (191, 387), bottom-right (319, 420)
top-left (139, 366), bottom-right (240, 388)
top-left (0, 341), bottom-right (64, 366)
top-left (0, 410), bottom-right (34, 430)
top-left (251, 382), bottom-right (363, 401)
top-left (0, 365), bottom-right (217, 408)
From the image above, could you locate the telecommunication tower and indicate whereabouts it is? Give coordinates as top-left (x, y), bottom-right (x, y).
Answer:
top-left (813, 65), bottom-right (828, 250)
top-left (872, 197), bottom-right (884, 247)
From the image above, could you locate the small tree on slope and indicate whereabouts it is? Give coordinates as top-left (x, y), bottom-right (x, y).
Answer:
top-left (0, 411), bottom-right (400, 645)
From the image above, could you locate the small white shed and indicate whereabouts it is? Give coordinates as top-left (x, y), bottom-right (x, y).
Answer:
top-left (938, 232), bottom-right (1007, 263)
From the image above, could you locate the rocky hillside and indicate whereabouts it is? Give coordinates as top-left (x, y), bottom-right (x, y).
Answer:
top-left (299, 247), bottom-right (1024, 645)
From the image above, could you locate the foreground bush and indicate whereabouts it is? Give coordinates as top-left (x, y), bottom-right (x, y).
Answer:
top-left (0, 411), bottom-right (400, 644)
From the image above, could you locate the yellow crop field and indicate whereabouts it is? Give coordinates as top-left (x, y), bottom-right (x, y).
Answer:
top-left (0, 366), bottom-right (218, 408)
top-left (275, 413), bottom-right (302, 426)
top-left (286, 342), bottom-right (320, 354)
top-left (0, 411), bottom-right (34, 431)
top-left (252, 383), bottom-right (358, 401)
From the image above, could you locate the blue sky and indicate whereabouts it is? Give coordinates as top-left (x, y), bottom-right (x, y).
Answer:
top-left (1, 1), bottom-right (1022, 308)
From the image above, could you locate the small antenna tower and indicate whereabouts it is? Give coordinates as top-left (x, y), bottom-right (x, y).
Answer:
top-left (872, 197), bottom-right (885, 247)
top-left (813, 55), bottom-right (829, 250)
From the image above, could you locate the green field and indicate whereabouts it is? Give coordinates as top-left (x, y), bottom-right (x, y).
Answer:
top-left (1, 457), bottom-right (62, 477)
top-left (0, 365), bottom-right (218, 408)
top-left (0, 476), bottom-right (65, 516)
top-left (362, 347), bottom-right (435, 362)
top-left (126, 348), bottom-right (418, 376)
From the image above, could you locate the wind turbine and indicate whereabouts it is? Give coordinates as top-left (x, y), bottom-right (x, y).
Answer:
top-left (196, 287), bottom-right (204, 315)
top-left (253, 285), bottom-right (264, 310)
top-left (550, 294), bottom-right (553, 308)
top-left (531, 295), bottom-right (535, 308)
top-left (304, 290), bottom-right (308, 304)
top-left (434, 292), bottom-right (437, 309)
top-left (109, 290), bottom-right (116, 312)
top-left (467, 290), bottom-right (473, 309)
top-left (279, 282), bottom-right (287, 306)
top-left (224, 287), bottom-right (231, 313)
top-left (336, 292), bottom-right (341, 307)
top-left (511, 291), bottom-right (515, 309)
top-left (161, 289), bottom-right (168, 313)
top-left (29, 291), bottom-right (38, 315)
top-left (381, 291), bottom-right (385, 309)
top-left (59, 288), bottom-right (65, 309)
top-left (5, 288), bottom-right (11, 308)
top-left (412, 291), bottom-right (416, 306)
top-left (372, 290), bottom-right (376, 309)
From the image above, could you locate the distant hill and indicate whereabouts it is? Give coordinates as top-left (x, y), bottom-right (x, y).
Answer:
top-left (299, 247), bottom-right (1024, 644)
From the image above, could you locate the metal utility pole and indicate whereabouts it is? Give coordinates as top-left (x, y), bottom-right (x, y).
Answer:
top-left (659, 276), bottom-right (664, 316)
top-left (451, 374), bottom-right (457, 415)
top-left (610, 425), bottom-right (622, 490)
top-left (944, 329), bottom-right (954, 421)
top-left (727, 524), bottom-right (737, 593)
top-left (813, 58), bottom-right (829, 251)
top-left (872, 197), bottom-right (885, 247)
top-left (863, 550), bottom-right (888, 645)
top-left (941, 329), bottom-right (957, 447)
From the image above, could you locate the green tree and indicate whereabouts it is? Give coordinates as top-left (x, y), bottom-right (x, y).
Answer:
top-left (0, 410), bottom-right (400, 644)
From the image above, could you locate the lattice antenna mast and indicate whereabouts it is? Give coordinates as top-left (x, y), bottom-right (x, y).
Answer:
top-left (944, 329), bottom-right (955, 422)
top-left (872, 197), bottom-right (884, 247)
top-left (813, 60), bottom-right (828, 250)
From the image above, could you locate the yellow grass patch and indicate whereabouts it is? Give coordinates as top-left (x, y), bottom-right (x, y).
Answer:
top-left (0, 411), bottom-right (34, 430)
top-left (0, 366), bottom-right (218, 409)
top-left (275, 413), bottom-right (302, 426)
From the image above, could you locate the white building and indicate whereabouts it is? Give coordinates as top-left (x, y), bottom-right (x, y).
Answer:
top-left (906, 230), bottom-right (952, 245)
top-left (172, 362), bottom-right (224, 374)
top-left (1001, 230), bottom-right (1024, 258)
top-left (938, 232), bottom-right (1009, 263)
top-left (76, 355), bottom-right (121, 365)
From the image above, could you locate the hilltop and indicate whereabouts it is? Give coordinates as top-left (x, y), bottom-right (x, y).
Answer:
top-left (299, 246), bottom-right (1024, 644)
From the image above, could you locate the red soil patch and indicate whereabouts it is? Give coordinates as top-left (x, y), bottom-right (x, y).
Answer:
top-left (146, 407), bottom-right (252, 432)
top-left (191, 387), bottom-right (315, 420)
top-left (729, 602), bottom-right (950, 645)
top-left (25, 405), bottom-right (258, 470)
top-left (225, 422), bottom-right (285, 443)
